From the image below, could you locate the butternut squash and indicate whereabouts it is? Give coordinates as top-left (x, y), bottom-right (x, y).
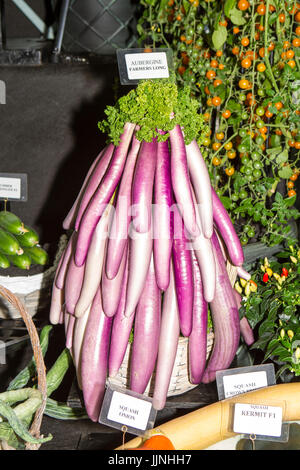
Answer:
top-left (116, 383), bottom-right (300, 450)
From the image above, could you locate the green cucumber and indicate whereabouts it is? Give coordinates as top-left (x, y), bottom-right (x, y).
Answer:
top-left (25, 245), bottom-right (48, 266)
top-left (7, 252), bottom-right (31, 270)
top-left (15, 225), bottom-right (39, 248)
top-left (0, 211), bottom-right (27, 235)
top-left (0, 253), bottom-right (10, 269)
top-left (0, 228), bottom-right (23, 256)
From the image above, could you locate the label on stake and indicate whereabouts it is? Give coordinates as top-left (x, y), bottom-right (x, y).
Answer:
top-left (233, 403), bottom-right (283, 438)
top-left (99, 383), bottom-right (157, 436)
top-left (216, 363), bottom-right (276, 400)
top-left (0, 173), bottom-right (28, 202)
top-left (117, 48), bottom-right (174, 85)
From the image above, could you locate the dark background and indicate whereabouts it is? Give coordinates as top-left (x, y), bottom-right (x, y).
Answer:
top-left (0, 1), bottom-right (127, 251)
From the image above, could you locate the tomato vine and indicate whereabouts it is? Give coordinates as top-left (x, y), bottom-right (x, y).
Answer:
top-left (137, 0), bottom-right (300, 247)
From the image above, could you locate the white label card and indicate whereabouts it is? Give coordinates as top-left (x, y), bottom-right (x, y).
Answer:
top-left (0, 177), bottom-right (21, 199)
top-left (223, 370), bottom-right (268, 398)
top-left (125, 52), bottom-right (170, 80)
top-left (107, 390), bottom-right (152, 431)
top-left (233, 403), bottom-right (283, 437)
top-left (0, 173), bottom-right (28, 201)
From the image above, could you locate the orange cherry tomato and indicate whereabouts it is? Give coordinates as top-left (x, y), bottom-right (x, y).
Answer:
top-left (222, 109), bottom-right (231, 119)
top-left (241, 37), bottom-right (250, 46)
top-left (241, 57), bottom-right (252, 68)
top-left (257, 3), bottom-right (266, 15)
top-left (206, 69), bottom-right (216, 79)
top-left (238, 0), bottom-right (249, 10)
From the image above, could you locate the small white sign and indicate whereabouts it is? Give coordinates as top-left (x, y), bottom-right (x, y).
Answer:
top-left (233, 403), bottom-right (283, 437)
top-left (107, 390), bottom-right (152, 431)
top-left (125, 52), bottom-right (169, 80)
top-left (0, 176), bottom-right (21, 199)
top-left (223, 370), bottom-right (268, 398)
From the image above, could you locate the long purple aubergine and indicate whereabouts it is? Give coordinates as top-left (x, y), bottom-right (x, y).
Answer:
top-left (153, 134), bottom-right (173, 291)
top-left (63, 145), bottom-right (108, 230)
top-left (191, 190), bottom-right (216, 303)
top-left (188, 250), bottom-right (208, 384)
top-left (49, 280), bottom-right (64, 325)
top-left (172, 205), bottom-right (194, 337)
top-left (131, 138), bottom-right (157, 233)
top-left (169, 124), bottom-right (199, 238)
top-left (129, 255), bottom-right (161, 395)
top-left (201, 231), bottom-right (240, 384)
top-left (72, 306), bottom-right (90, 389)
top-left (185, 139), bottom-right (213, 239)
top-left (64, 236), bottom-right (86, 315)
top-left (152, 262), bottom-right (180, 410)
top-left (108, 251), bottom-right (135, 378)
top-left (73, 143), bottom-right (115, 232)
top-left (101, 242), bottom-right (128, 317)
top-left (80, 288), bottom-right (112, 422)
top-left (211, 187), bottom-right (244, 267)
top-left (55, 232), bottom-right (76, 290)
top-left (105, 134), bottom-right (141, 280)
top-left (233, 289), bottom-right (255, 346)
top-left (123, 221), bottom-right (153, 318)
top-left (74, 202), bottom-right (113, 318)
top-left (75, 122), bottom-right (135, 267)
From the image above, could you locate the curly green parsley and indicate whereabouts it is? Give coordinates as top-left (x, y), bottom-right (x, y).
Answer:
top-left (98, 79), bottom-right (208, 146)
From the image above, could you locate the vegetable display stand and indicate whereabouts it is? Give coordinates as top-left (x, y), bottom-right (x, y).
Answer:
top-left (48, 79), bottom-right (252, 423)
top-left (0, 286), bottom-right (49, 450)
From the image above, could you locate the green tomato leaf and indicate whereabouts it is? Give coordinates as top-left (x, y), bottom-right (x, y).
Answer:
top-left (284, 195), bottom-right (297, 207)
top-left (228, 7), bottom-right (246, 25)
top-left (224, 0), bottom-right (237, 17)
top-left (275, 149), bottom-right (288, 164)
top-left (212, 26), bottom-right (227, 51)
top-left (278, 166), bottom-right (294, 179)
top-left (220, 196), bottom-right (232, 209)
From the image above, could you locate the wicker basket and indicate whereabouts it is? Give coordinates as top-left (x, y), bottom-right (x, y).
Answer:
top-left (0, 285), bottom-right (48, 450)
top-left (108, 261), bottom-right (237, 398)
top-left (108, 331), bottom-right (215, 398)
top-left (0, 235), bottom-right (67, 320)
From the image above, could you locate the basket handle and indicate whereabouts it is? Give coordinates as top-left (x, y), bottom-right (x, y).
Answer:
top-left (0, 285), bottom-right (48, 450)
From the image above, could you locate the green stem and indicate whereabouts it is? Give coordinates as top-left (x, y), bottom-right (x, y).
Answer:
top-left (264, 0), bottom-right (280, 95)
top-left (211, 131), bottom-right (238, 159)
